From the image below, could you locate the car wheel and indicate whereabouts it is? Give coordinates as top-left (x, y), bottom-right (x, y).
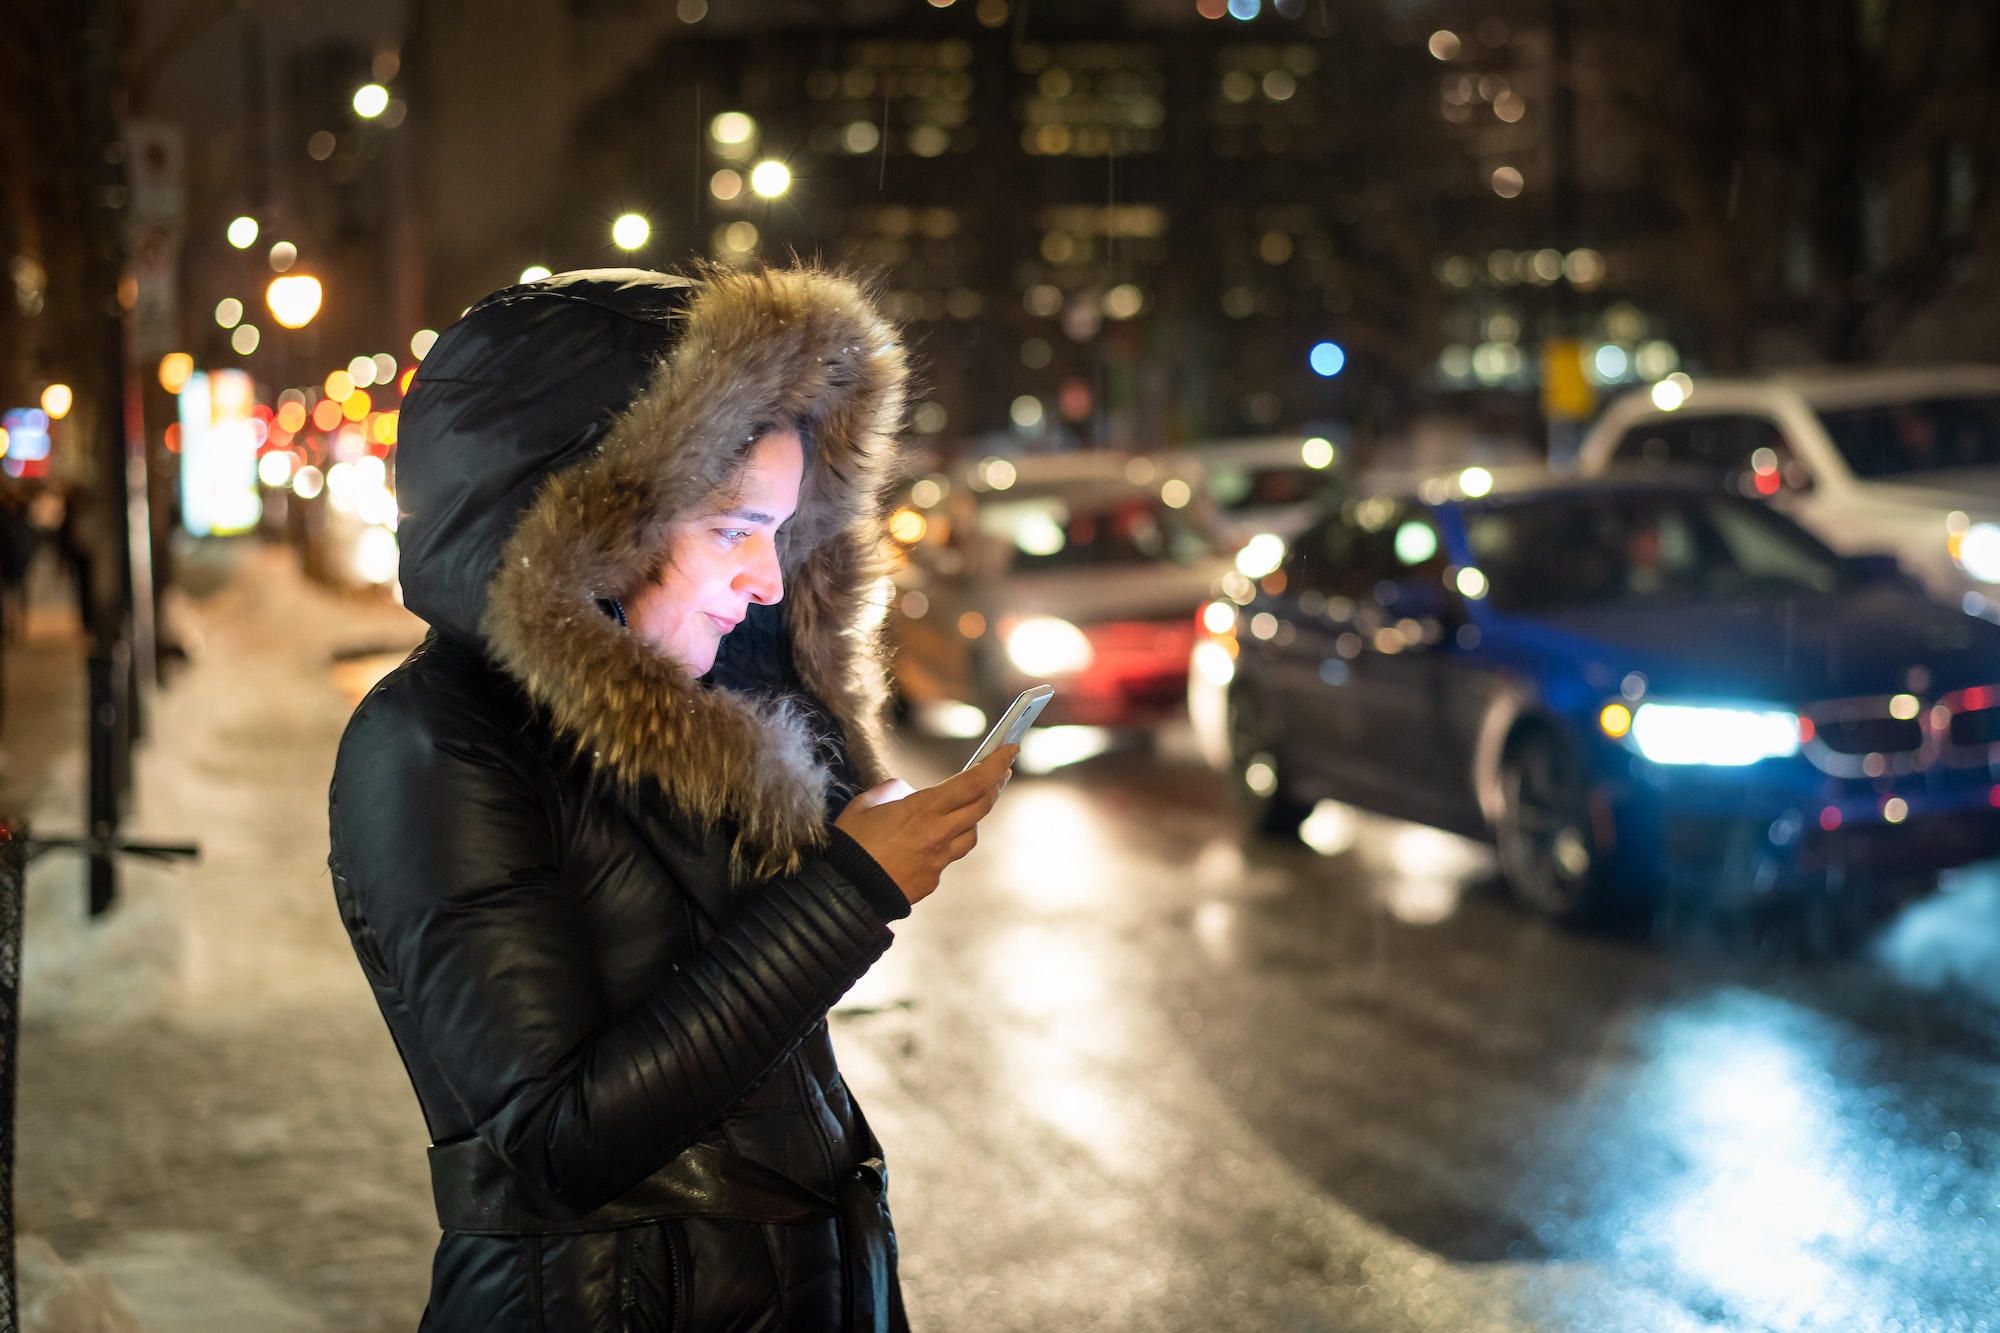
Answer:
top-left (1227, 685), bottom-right (1311, 838)
top-left (1497, 729), bottom-right (1601, 922)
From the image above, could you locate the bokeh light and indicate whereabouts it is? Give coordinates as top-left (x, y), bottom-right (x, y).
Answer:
top-left (158, 352), bottom-right (194, 394)
top-left (352, 83), bottom-right (390, 118)
top-left (266, 274), bottom-right (323, 328)
top-left (1309, 341), bottom-right (1346, 377)
top-left (226, 216), bottom-right (259, 249)
top-left (612, 213), bottom-right (650, 250)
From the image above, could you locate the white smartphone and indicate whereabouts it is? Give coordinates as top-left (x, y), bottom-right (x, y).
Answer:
top-left (964, 685), bottom-right (1054, 770)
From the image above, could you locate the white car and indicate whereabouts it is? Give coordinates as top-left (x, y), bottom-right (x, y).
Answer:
top-left (1576, 365), bottom-right (2000, 613)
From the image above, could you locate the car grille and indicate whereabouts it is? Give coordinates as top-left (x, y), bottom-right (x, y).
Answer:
top-left (1799, 686), bottom-right (2000, 777)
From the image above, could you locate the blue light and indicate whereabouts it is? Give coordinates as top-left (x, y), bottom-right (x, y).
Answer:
top-left (1309, 341), bottom-right (1346, 377)
top-left (1228, 0), bottom-right (1260, 17)
top-left (1593, 343), bottom-right (1629, 381)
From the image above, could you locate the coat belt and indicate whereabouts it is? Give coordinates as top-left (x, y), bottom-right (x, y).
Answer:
top-left (428, 1135), bottom-right (876, 1236)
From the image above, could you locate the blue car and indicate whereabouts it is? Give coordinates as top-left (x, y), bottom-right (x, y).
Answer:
top-left (1187, 473), bottom-right (2000, 922)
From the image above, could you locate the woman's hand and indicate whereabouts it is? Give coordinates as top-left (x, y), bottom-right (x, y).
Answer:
top-left (834, 746), bottom-right (1016, 905)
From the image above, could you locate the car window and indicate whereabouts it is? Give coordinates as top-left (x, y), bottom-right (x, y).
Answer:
top-left (1289, 498), bottom-right (1445, 601)
top-left (980, 494), bottom-right (1213, 571)
top-left (1465, 493), bottom-right (1842, 611)
top-left (1208, 464), bottom-right (1323, 512)
top-left (1815, 395), bottom-right (2000, 478)
top-left (1704, 498), bottom-right (1840, 594)
top-left (1609, 413), bottom-right (1804, 493)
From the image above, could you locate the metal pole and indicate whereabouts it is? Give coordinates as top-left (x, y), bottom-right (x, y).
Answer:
top-left (0, 822), bottom-right (26, 1333)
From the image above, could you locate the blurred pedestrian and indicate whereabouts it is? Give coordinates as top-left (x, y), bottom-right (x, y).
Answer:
top-left (329, 266), bottom-right (1010, 1332)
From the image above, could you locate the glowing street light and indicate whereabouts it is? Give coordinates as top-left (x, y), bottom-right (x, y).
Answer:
top-left (353, 83), bottom-right (390, 118)
top-left (612, 213), bottom-right (651, 250)
top-left (226, 216), bottom-right (259, 249)
top-left (158, 352), bottom-right (194, 394)
top-left (266, 274), bottom-right (324, 329)
top-left (749, 160), bottom-right (791, 198)
top-left (40, 383), bottom-right (73, 419)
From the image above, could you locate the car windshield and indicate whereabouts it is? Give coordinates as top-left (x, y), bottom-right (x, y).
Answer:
top-left (979, 493), bottom-right (1215, 571)
top-left (1464, 493), bottom-right (1844, 612)
top-left (1816, 394), bottom-right (2000, 478)
top-left (1207, 464), bottom-right (1325, 512)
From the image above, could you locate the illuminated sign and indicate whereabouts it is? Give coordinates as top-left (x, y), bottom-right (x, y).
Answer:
top-left (178, 369), bottom-right (263, 536)
top-left (0, 408), bottom-right (51, 477)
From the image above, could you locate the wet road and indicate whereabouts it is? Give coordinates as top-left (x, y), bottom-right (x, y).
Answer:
top-left (15, 553), bottom-right (1998, 1329)
top-left (844, 726), bottom-right (2000, 1332)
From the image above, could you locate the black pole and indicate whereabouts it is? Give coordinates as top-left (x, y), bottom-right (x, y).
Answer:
top-left (79, 0), bottom-right (135, 915)
top-left (0, 822), bottom-right (26, 1332)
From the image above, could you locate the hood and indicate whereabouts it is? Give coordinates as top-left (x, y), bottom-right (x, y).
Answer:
top-left (1517, 586), bottom-right (2000, 702)
top-left (396, 266), bottom-right (908, 879)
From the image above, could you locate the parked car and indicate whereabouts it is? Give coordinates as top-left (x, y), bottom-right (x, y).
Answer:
top-left (1575, 365), bottom-right (2000, 613)
top-left (1190, 471), bottom-right (2000, 924)
top-left (888, 452), bottom-right (1229, 732)
top-left (1170, 434), bottom-right (1347, 551)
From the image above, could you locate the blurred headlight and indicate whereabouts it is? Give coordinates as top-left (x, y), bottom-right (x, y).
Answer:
top-left (1006, 615), bottom-right (1094, 676)
top-left (1628, 702), bottom-right (1800, 766)
top-left (1192, 639), bottom-right (1235, 687)
top-left (1236, 532), bottom-right (1286, 579)
top-left (1957, 523), bottom-right (2000, 583)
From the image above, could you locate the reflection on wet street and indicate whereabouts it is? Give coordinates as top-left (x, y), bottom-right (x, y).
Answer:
top-left (838, 727), bottom-right (2000, 1331)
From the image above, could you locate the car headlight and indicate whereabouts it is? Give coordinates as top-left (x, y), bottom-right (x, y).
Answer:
top-left (1626, 702), bottom-right (1801, 766)
top-left (1956, 522), bottom-right (2000, 583)
top-left (1006, 615), bottom-right (1094, 676)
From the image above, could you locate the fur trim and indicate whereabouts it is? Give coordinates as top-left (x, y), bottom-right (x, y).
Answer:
top-left (482, 266), bottom-right (906, 881)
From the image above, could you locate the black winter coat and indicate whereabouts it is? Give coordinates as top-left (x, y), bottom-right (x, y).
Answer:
top-left (329, 268), bottom-right (915, 1332)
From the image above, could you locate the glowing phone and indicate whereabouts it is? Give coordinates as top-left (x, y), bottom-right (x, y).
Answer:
top-left (964, 685), bottom-right (1054, 770)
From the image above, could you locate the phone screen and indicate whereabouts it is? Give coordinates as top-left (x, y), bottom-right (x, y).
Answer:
top-left (964, 685), bottom-right (1054, 770)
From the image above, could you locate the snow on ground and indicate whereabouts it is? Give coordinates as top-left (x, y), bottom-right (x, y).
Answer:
top-left (16, 543), bottom-right (433, 1331)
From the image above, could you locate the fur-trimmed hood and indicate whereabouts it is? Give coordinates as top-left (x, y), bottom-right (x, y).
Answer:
top-left (394, 266), bottom-right (907, 879)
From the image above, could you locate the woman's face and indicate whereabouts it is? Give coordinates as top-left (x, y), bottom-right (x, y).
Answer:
top-left (628, 428), bottom-right (804, 675)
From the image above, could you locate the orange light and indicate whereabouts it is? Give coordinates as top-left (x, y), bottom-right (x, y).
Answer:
top-left (342, 388), bottom-right (371, 421)
top-left (158, 352), bottom-right (194, 394)
top-left (1598, 702), bottom-right (1632, 738)
top-left (398, 367), bottom-right (416, 394)
top-left (958, 611), bottom-right (986, 639)
top-left (888, 506), bottom-right (927, 545)
top-left (368, 410), bottom-right (398, 445)
top-left (40, 383), bottom-right (73, 419)
top-left (1797, 716), bottom-right (1815, 743)
top-left (276, 400), bottom-right (308, 433)
top-left (324, 369), bottom-right (355, 402)
top-left (163, 422), bottom-right (182, 453)
top-left (311, 399), bottom-right (343, 431)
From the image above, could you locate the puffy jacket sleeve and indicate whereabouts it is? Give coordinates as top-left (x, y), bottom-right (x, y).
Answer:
top-left (329, 669), bottom-right (901, 1210)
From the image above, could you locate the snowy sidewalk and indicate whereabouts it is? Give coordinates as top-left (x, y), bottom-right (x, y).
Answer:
top-left (16, 544), bottom-right (433, 1332)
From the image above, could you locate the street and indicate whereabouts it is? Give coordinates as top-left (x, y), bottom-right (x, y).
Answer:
top-left (14, 548), bottom-right (2000, 1331)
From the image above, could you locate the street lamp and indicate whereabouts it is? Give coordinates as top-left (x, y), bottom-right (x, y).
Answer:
top-left (612, 213), bottom-right (650, 250)
top-left (749, 161), bottom-right (791, 198)
top-left (353, 83), bottom-right (390, 118)
top-left (266, 274), bottom-right (323, 329)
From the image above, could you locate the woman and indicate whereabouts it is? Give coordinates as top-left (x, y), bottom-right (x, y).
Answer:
top-left (329, 265), bottom-right (1011, 1331)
